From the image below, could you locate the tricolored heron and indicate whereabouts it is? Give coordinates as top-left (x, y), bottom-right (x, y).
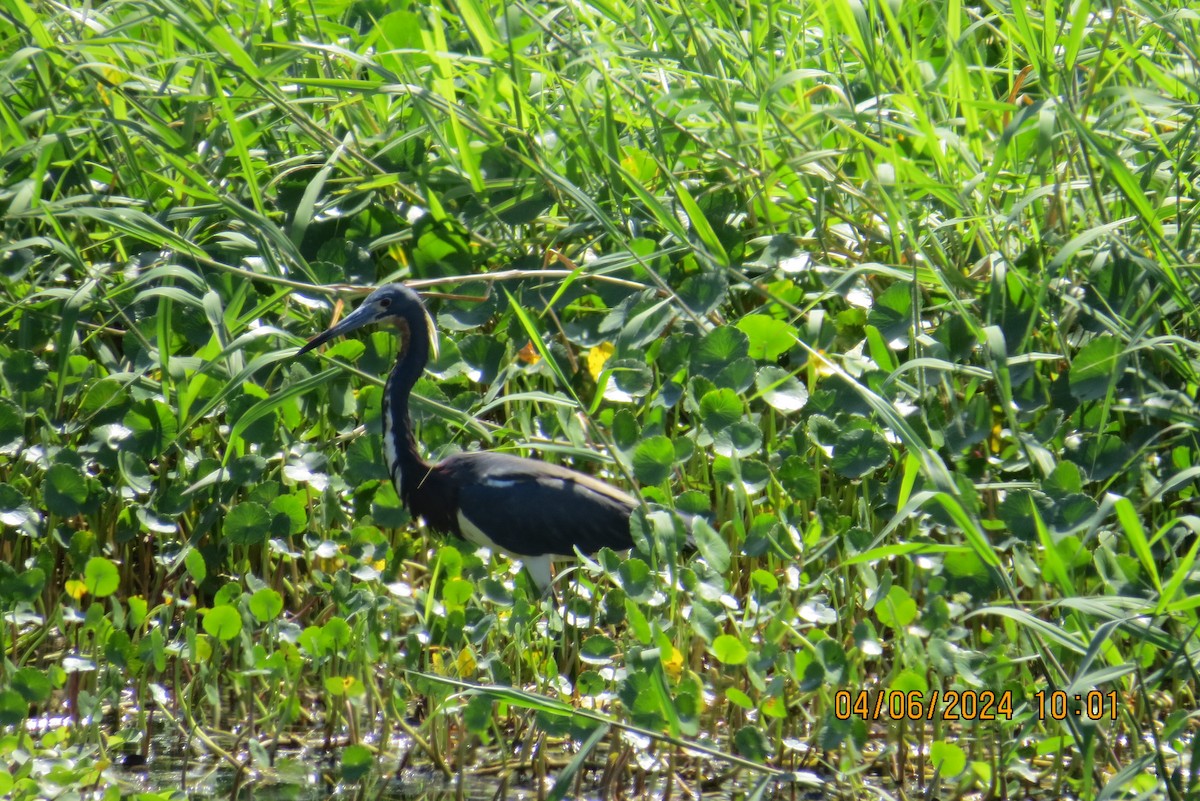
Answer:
top-left (296, 284), bottom-right (641, 591)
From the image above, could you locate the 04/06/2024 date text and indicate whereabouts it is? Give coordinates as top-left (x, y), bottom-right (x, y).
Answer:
top-left (834, 690), bottom-right (1011, 722)
top-left (840, 690), bottom-right (1017, 719)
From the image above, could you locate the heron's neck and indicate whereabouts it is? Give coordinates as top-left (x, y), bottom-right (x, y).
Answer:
top-left (382, 328), bottom-right (430, 501)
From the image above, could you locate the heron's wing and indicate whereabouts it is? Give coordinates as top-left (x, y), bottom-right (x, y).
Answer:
top-left (445, 452), bottom-right (636, 558)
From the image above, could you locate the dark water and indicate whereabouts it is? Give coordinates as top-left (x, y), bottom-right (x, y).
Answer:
top-left (121, 753), bottom-right (826, 800)
top-left (123, 756), bottom-right (521, 800)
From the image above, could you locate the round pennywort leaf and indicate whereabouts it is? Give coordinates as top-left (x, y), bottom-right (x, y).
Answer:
top-left (224, 502), bottom-right (270, 546)
top-left (736, 316), bottom-right (796, 361)
top-left (84, 557), bottom-right (119, 598)
top-left (756, 366), bottom-right (808, 412)
top-left (45, 463), bottom-right (88, 517)
top-left (3, 350), bottom-right (49, 392)
top-left (632, 435), bottom-right (675, 485)
top-left (123, 399), bottom-right (178, 458)
top-left (1069, 334), bottom-right (1124, 402)
top-left (249, 588), bottom-right (283, 623)
top-left (712, 634), bottom-right (748, 665)
top-left (831, 428), bottom-right (890, 478)
top-left (690, 326), bottom-right (749, 381)
top-left (203, 604), bottom-right (242, 640)
top-left (341, 743), bottom-right (373, 782)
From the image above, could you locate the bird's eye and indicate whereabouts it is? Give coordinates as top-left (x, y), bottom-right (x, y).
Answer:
top-left (380, 298), bottom-right (391, 308)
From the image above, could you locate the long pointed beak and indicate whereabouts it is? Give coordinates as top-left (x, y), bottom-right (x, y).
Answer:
top-left (296, 303), bottom-right (378, 356)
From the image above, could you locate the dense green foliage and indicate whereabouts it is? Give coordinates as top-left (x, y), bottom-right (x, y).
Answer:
top-left (2, 0), bottom-right (1199, 797)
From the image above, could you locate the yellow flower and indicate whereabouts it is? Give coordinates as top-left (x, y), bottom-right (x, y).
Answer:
top-left (811, 349), bottom-right (837, 377)
top-left (661, 645), bottom-right (684, 679)
top-left (456, 646), bottom-right (477, 678)
top-left (587, 342), bottom-right (615, 380)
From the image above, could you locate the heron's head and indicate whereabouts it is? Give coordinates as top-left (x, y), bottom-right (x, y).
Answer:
top-left (296, 284), bottom-right (438, 358)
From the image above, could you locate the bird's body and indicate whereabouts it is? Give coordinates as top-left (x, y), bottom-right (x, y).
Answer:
top-left (400, 452), bottom-right (637, 588)
top-left (297, 284), bottom-right (639, 590)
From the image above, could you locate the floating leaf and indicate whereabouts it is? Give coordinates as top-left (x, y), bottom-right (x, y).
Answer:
top-left (458, 335), bottom-right (505, 384)
top-left (607, 358), bottom-right (654, 400)
top-left (340, 743), bottom-right (373, 782)
top-left (831, 428), bottom-right (890, 478)
top-left (892, 670), bottom-right (928, 695)
top-left (866, 282), bottom-right (913, 344)
top-left (778, 457), bottom-right (819, 501)
top-left (601, 291), bottom-right (676, 350)
top-left (714, 357), bottom-right (756, 392)
top-left (576, 671), bottom-right (604, 696)
top-left (269, 494), bottom-right (307, 536)
top-left (712, 420), bottom-right (762, 458)
top-left (712, 634), bottom-right (748, 665)
top-left (0, 482), bottom-right (37, 528)
top-left (1044, 461), bottom-right (1083, 495)
top-left (712, 456), bottom-right (771, 494)
top-left (736, 316), bottom-right (796, 360)
top-left (83, 557), bottom-right (119, 598)
top-left (632, 435), bottom-right (675, 485)
top-left (0, 398), bottom-right (22, 448)
top-left (248, 588), bottom-right (283, 623)
top-left (44, 463), bottom-right (88, 517)
top-left (108, 631), bottom-right (135, 671)
top-left (750, 569), bottom-right (779, 594)
top-left (214, 583), bottom-right (242, 606)
top-left (678, 271), bottom-right (727, 315)
top-left (657, 334), bottom-right (692, 374)
top-left (184, 549), bottom-right (207, 583)
top-left (345, 437), bottom-right (389, 485)
top-left (874, 586), bottom-right (917, 628)
top-left (442, 578), bottom-right (474, 609)
top-left (617, 558), bottom-right (653, 602)
top-left (119, 451), bottom-right (152, 495)
top-left (0, 565), bottom-right (44, 603)
top-left (699, 388), bottom-right (741, 432)
top-left (690, 326), bottom-right (749, 381)
top-left (1066, 434), bottom-right (1130, 482)
top-left (1068, 335), bottom-right (1124, 401)
top-left (1053, 493), bottom-right (1098, 532)
top-left (123, 399), bottom-right (178, 458)
top-left (692, 518), bottom-right (730, 574)
top-left (931, 740), bottom-right (967, 777)
top-left (463, 693), bottom-right (492, 733)
top-left (745, 516), bottom-right (786, 560)
top-left (11, 668), bottom-right (52, 703)
top-left (943, 549), bottom-right (991, 593)
top-left (998, 490), bottom-right (1055, 541)
top-left (807, 414), bottom-right (839, 450)
top-left (733, 724), bottom-right (770, 761)
top-left (203, 605), bottom-right (242, 640)
top-left (0, 690), bottom-right (26, 726)
top-left (2, 350), bottom-right (49, 392)
top-left (224, 502), bottom-right (270, 546)
top-left (579, 635), bottom-right (618, 665)
top-left (756, 366), bottom-right (808, 412)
